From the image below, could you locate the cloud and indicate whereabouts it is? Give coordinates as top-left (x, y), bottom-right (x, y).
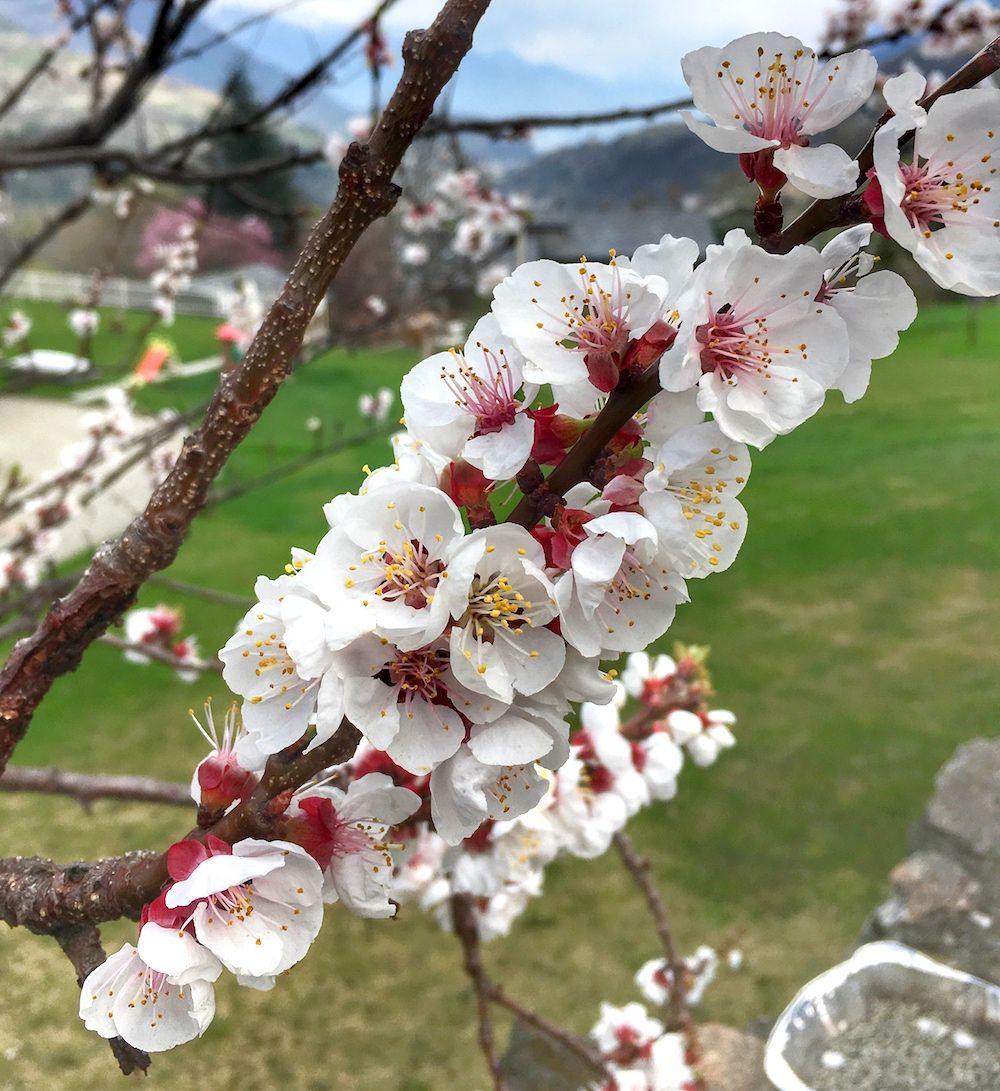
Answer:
top-left (215, 0), bottom-right (831, 82)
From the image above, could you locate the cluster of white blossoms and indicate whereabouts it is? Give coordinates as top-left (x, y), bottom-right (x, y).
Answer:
top-left (149, 221), bottom-right (199, 326)
top-left (121, 604), bottom-right (203, 682)
top-left (0, 390), bottom-right (179, 597)
top-left (388, 649), bottom-right (735, 942)
top-left (579, 947), bottom-right (735, 1090)
top-left (398, 166), bottom-right (528, 273)
top-left (358, 386), bottom-right (395, 422)
top-left (78, 27), bottom-right (1000, 1064)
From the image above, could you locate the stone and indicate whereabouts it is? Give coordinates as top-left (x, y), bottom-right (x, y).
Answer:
top-left (499, 1018), bottom-right (599, 1091)
top-left (860, 737), bottom-right (1000, 985)
top-left (697, 1022), bottom-right (771, 1091)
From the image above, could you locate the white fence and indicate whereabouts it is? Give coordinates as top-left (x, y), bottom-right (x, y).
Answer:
top-left (1, 269), bottom-right (227, 318)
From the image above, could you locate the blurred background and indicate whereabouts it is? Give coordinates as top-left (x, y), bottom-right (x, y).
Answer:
top-left (0, 1), bottom-right (998, 1088)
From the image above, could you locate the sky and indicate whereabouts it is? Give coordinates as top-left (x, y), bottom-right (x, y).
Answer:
top-left (210, 0), bottom-right (832, 149)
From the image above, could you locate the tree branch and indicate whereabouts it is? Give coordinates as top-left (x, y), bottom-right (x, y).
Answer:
top-left (0, 765), bottom-right (191, 806)
top-left (0, 0), bottom-right (493, 774)
top-left (451, 893), bottom-right (507, 1090)
top-left (508, 366), bottom-right (660, 528)
top-left (613, 831), bottom-right (690, 1034)
top-left (419, 95), bottom-right (694, 140)
top-left (145, 574), bottom-right (249, 609)
top-left (96, 633), bottom-right (222, 674)
top-left (0, 0), bottom-right (116, 122)
top-left (0, 193), bottom-right (94, 295)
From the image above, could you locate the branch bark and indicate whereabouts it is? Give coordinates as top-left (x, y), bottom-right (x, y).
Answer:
top-left (0, 0), bottom-right (493, 774)
top-left (451, 893), bottom-right (507, 1091)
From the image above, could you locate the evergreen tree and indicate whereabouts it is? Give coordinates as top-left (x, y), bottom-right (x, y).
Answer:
top-left (205, 69), bottom-right (301, 244)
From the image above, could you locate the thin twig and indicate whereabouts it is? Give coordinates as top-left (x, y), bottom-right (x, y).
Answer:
top-left (97, 632), bottom-right (222, 674)
top-left (0, 193), bottom-right (93, 294)
top-left (0, 765), bottom-right (191, 807)
top-left (420, 95), bottom-right (693, 139)
top-left (486, 983), bottom-right (607, 1079)
top-left (145, 575), bottom-right (249, 609)
top-left (451, 894), bottom-right (508, 1090)
top-left (612, 832), bottom-right (690, 1036)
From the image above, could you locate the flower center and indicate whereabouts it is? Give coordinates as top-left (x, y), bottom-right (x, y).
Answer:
top-left (388, 645), bottom-right (450, 704)
top-left (899, 160), bottom-right (973, 235)
top-left (372, 538), bottom-right (445, 609)
top-left (714, 47), bottom-right (829, 146)
top-left (467, 572), bottom-right (533, 637)
top-left (696, 307), bottom-right (773, 382)
top-left (439, 344), bottom-right (519, 435)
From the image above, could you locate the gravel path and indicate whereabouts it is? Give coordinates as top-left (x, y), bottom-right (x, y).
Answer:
top-left (0, 394), bottom-right (181, 562)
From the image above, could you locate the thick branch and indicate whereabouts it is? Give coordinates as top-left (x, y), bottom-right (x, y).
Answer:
top-left (0, 0), bottom-right (493, 773)
top-left (508, 367), bottom-right (660, 527)
top-left (0, 765), bottom-right (191, 806)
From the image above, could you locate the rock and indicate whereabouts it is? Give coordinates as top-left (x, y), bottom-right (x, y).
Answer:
top-left (697, 1023), bottom-right (771, 1091)
top-left (499, 1018), bottom-right (772, 1090)
top-left (499, 1018), bottom-right (599, 1091)
top-left (860, 737), bottom-right (1000, 985)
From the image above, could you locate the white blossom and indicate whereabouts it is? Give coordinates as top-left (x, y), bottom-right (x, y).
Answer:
top-left (871, 74), bottom-right (1000, 296)
top-left (682, 33), bottom-right (877, 198)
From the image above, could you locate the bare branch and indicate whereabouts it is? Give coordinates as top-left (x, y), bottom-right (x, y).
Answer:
top-left (451, 893), bottom-right (507, 1090)
top-left (0, 0), bottom-right (493, 773)
top-left (150, 0), bottom-right (406, 165)
top-left (0, 193), bottom-right (93, 295)
top-left (486, 983), bottom-right (607, 1078)
top-left (7, 0), bottom-right (212, 154)
top-left (613, 831), bottom-right (690, 1033)
top-left (168, 0), bottom-right (313, 67)
top-left (0, 0), bottom-right (116, 122)
top-left (0, 765), bottom-right (191, 806)
top-left (145, 575), bottom-right (249, 609)
top-left (420, 95), bottom-right (694, 139)
top-left (97, 632), bottom-right (222, 674)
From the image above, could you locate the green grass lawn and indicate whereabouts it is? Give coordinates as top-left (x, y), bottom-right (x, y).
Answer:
top-left (0, 297), bottom-right (220, 398)
top-left (1, 300), bottom-right (998, 1089)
